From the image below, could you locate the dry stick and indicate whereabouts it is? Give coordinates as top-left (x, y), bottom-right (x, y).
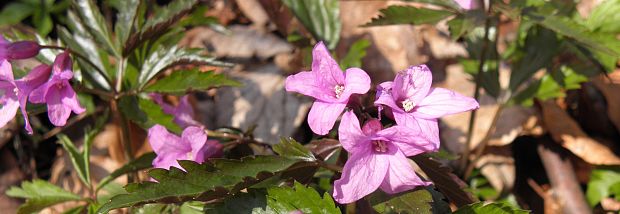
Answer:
top-left (460, 0), bottom-right (494, 174)
top-left (463, 104), bottom-right (504, 179)
top-left (537, 142), bottom-right (592, 214)
top-left (40, 108), bottom-right (103, 141)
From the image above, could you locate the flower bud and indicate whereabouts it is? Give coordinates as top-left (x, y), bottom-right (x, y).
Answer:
top-left (7, 41), bottom-right (41, 59)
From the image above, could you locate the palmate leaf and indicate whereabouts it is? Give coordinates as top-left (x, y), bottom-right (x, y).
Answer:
top-left (96, 156), bottom-right (303, 214)
top-left (368, 186), bottom-right (451, 214)
top-left (143, 69), bottom-right (241, 94)
top-left (73, 0), bottom-right (120, 56)
top-left (281, 0), bottom-right (341, 49)
top-left (123, 0), bottom-right (198, 56)
top-left (364, 5), bottom-right (454, 27)
top-left (137, 46), bottom-right (232, 89)
top-left (6, 179), bottom-right (82, 214)
top-left (454, 202), bottom-right (529, 214)
top-left (113, 0), bottom-right (140, 45)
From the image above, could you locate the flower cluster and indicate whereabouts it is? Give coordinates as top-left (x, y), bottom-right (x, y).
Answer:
top-left (0, 36), bottom-right (84, 134)
top-left (285, 42), bottom-right (479, 203)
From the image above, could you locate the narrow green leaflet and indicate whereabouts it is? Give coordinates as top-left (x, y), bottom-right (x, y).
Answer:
top-left (113, 0), bottom-right (140, 45)
top-left (96, 156), bottom-right (302, 213)
top-left (281, 0), bottom-right (341, 49)
top-left (454, 202), bottom-right (529, 214)
top-left (339, 39), bottom-right (370, 70)
top-left (585, 0), bottom-right (620, 33)
top-left (143, 69), bottom-right (241, 94)
top-left (96, 152), bottom-right (156, 192)
top-left (404, 0), bottom-right (460, 10)
top-left (368, 187), bottom-right (451, 214)
top-left (265, 182), bottom-right (340, 214)
top-left (364, 6), bottom-right (454, 27)
top-left (586, 167), bottom-right (620, 207)
top-left (526, 11), bottom-right (620, 58)
top-left (137, 46), bottom-right (232, 89)
top-left (118, 96), bottom-right (181, 133)
top-left (73, 0), bottom-right (120, 56)
top-left (508, 27), bottom-right (559, 91)
top-left (124, 0), bottom-right (198, 55)
top-left (6, 179), bottom-right (82, 214)
top-left (57, 134), bottom-right (91, 186)
top-left (273, 138), bottom-right (316, 162)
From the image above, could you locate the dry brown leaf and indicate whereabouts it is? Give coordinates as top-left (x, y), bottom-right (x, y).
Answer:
top-left (235, 0), bottom-right (269, 29)
top-left (539, 100), bottom-right (620, 165)
top-left (591, 74), bottom-right (620, 135)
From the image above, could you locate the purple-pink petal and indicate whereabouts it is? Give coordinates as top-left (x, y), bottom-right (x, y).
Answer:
top-left (338, 67), bottom-right (371, 101)
top-left (376, 125), bottom-right (437, 156)
top-left (307, 101), bottom-right (346, 135)
top-left (413, 87), bottom-right (479, 119)
top-left (182, 126), bottom-right (208, 163)
top-left (46, 87), bottom-right (72, 126)
top-left (338, 111), bottom-right (367, 153)
top-left (333, 148), bottom-right (388, 204)
top-left (392, 112), bottom-right (440, 152)
top-left (379, 149), bottom-right (431, 194)
top-left (361, 118), bottom-right (382, 136)
top-left (454, 0), bottom-right (477, 10)
top-left (391, 65), bottom-right (432, 104)
top-left (0, 98), bottom-right (19, 128)
top-left (52, 52), bottom-right (72, 75)
top-left (285, 71), bottom-right (334, 102)
top-left (311, 41), bottom-right (345, 89)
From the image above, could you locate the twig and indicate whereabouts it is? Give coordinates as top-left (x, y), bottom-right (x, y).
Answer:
top-left (537, 142), bottom-right (591, 214)
top-left (463, 104), bottom-right (504, 179)
top-left (40, 107), bottom-right (104, 141)
top-left (460, 0), bottom-right (494, 174)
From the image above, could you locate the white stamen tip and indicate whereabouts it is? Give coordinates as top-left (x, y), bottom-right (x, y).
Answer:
top-left (372, 141), bottom-right (388, 153)
top-left (334, 85), bottom-right (345, 98)
top-left (401, 99), bottom-right (415, 112)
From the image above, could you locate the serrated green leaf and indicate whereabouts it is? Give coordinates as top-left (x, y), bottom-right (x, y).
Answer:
top-left (403, 0), bottom-right (460, 10)
top-left (124, 0), bottom-right (198, 55)
top-left (266, 182), bottom-right (340, 214)
top-left (118, 96), bottom-right (181, 133)
top-left (339, 39), bottom-right (370, 70)
top-left (143, 69), bottom-right (240, 94)
top-left (586, 0), bottom-right (620, 33)
top-left (97, 152), bottom-right (156, 192)
top-left (586, 167), bottom-right (620, 206)
top-left (6, 179), bottom-right (82, 214)
top-left (454, 202), bottom-right (529, 214)
top-left (411, 155), bottom-right (477, 207)
top-left (368, 186), bottom-right (451, 214)
top-left (137, 46), bottom-right (232, 89)
top-left (509, 27), bottom-right (559, 91)
top-left (364, 5), bottom-right (454, 27)
top-left (57, 134), bottom-right (91, 186)
top-left (282, 0), bottom-right (341, 49)
top-left (526, 11), bottom-right (620, 58)
top-left (96, 156), bottom-right (302, 213)
top-left (114, 0), bottom-right (140, 45)
top-left (73, 0), bottom-right (120, 56)
top-left (273, 138), bottom-right (316, 162)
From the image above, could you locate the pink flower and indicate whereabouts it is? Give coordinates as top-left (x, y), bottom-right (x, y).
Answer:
top-left (0, 36), bottom-right (41, 60)
top-left (150, 94), bottom-right (202, 128)
top-left (147, 125), bottom-right (222, 170)
top-left (454, 0), bottom-right (478, 10)
top-left (285, 42), bottom-right (371, 135)
top-left (374, 65), bottom-right (479, 149)
top-left (332, 111), bottom-right (435, 204)
top-left (0, 60), bottom-right (51, 134)
top-left (29, 52), bottom-right (85, 126)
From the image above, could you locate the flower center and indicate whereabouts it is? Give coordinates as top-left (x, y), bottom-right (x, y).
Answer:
top-left (186, 152), bottom-right (194, 160)
top-left (13, 88), bottom-right (18, 96)
top-left (55, 82), bottom-right (65, 89)
top-left (334, 85), bottom-right (345, 98)
top-left (372, 140), bottom-right (388, 153)
top-left (401, 99), bottom-right (415, 112)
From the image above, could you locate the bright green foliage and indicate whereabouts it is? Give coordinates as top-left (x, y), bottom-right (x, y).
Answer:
top-left (6, 179), bottom-right (82, 214)
top-left (0, 0), bottom-right (69, 36)
top-left (586, 167), bottom-right (620, 207)
top-left (273, 138), bottom-right (316, 162)
top-left (403, 0), bottom-right (460, 10)
top-left (119, 96), bottom-right (182, 133)
top-left (339, 39), bottom-right (371, 70)
top-left (96, 156), bottom-right (302, 213)
top-left (586, 0), bottom-right (620, 33)
top-left (144, 69), bottom-right (241, 94)
top-left (461, 59), bottom-right (500, 98)
top-left (448, 10), bottom-right (485, 40)
top-left (97, 152), bottom-right (156, 192)
top-left (57, 134), bottom-right (92, 186)
top-left (511, 66), bottom-right (588, 106)
top-left (265, 182), bottom-right (340, 214)
top-left (137, 47), bottom-right (232, 89)
top-left (364, 6), bottom-right (454, 27)
top-left (281, 0), bottom-right (341, 49)
top-left (454, 202), bottom-right (529, 214)
top-left (368, 187), bottom-right (451, 214)
top-left (509, 27), bottom-right (559, 91)
top-left (74, 0), bottom-right (120, 56)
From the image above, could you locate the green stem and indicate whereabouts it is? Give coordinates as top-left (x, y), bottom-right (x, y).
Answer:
top-left (111, 100), bottom-right (136, 182)
top-left (459, 0), bottom-right (494, 175)
top-left (463, 104), bottom-right (504, 179)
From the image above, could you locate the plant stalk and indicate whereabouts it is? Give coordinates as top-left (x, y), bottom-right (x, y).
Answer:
top-left (110, 100), bottom-right (136, 183)
top-left (463, 104), bottom-right (504, 179)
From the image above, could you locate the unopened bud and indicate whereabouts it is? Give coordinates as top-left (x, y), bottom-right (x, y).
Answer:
top-left (7, 41), bottom-right (41, 59)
